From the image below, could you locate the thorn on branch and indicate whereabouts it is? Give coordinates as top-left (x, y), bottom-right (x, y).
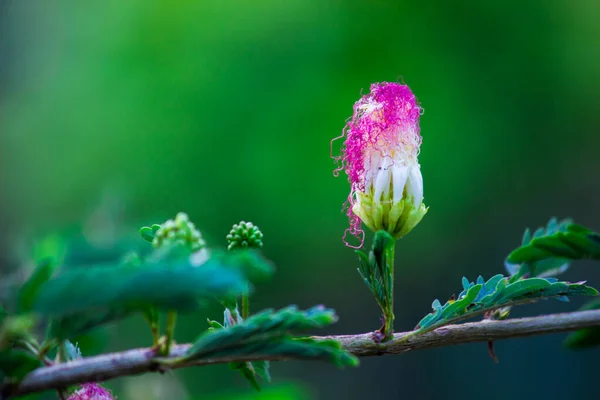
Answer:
top-left (487, 341), bottom-right (499, 364)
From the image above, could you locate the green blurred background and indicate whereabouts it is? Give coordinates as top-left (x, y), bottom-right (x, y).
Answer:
top-left (2, 1), bottom-right (600, 399)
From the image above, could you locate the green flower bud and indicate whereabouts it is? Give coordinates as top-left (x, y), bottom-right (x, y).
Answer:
top-left (226, 221), bottom-right (263, 251)
top-left (152, 212), bottom-right (206, 251)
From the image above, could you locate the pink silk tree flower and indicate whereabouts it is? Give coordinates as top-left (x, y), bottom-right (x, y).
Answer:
top-left (332, 82), bottom-right (428, 245)
top-left (67, 383), bottom-right (115, 400)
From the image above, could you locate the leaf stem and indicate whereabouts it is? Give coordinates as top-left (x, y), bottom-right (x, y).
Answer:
top-left (143, 308), bottom-right (160, 346)
top-left (165, 310), bottom-right (177, 354)
top-left (18, 339), bottom-right (39, 357)
top-left (241, 292), bottom-right (249, 321)
top-left (38, 339), bottom-right (57, 365)
top-left (16, 339), bottom-right (52, 366)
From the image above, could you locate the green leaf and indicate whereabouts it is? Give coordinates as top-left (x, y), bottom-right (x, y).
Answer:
top-left (36, 248), bottom-right (273, 339)
top-left (183, 306), bottom-right (357, 369)
top-left (497, 278), bottom-right (551, 303)
top-left (355, 250), bottom-right (371, 287)
top-left (0, 348), bottom-right (41, 383)
top-left (480, 277), bottom-right (507, 306)
top-left (229, 361), bottom-right (269, 391)
top-left (30, 234), bottom-right (67, 267)
top-left (36, 248), bottom-right (272, 315)
top-left (416, 275), bottom-right (597, 332)
top-left (372, 230), bottom-right (395, 272)
top-left (563, 283), bottom-right (599, 297)
top-left (440, 284), bottom-right (482, 319)
top-left (252, 360), bottom-right (271, 382)
top-left (564, 299), bottom-right (600, 349)
top-left (17, 259), bottom-right (58, 313)
top-left (355, 231), bottom-right (395, 320)
top-left (0, 315), bottom-right (36, 350)
top-left (505, 218), bottom-right (572, 279)
top-left (139, 226), bottom-right (155, 243)
top-left (46, 308), bottom-right (133, 340)
top-left (215, 315), bottom-right (272, 391)
top-left (507, 220), bottom-right (600, 265)
top-left (140, 224), bottom-right (162, 243)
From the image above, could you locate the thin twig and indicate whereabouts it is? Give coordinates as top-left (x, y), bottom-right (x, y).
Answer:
top-left (7, 309), bottom-right (600, 398)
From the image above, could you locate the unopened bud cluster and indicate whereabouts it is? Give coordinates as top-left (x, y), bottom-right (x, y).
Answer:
top-left (153, 212), bottom-right (206, 251)
top-left (226, 221), bottom-right (263, 251)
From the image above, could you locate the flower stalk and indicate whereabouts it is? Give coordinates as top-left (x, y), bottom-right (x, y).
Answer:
top-left (226, 221), bottom-right (264, 320)
top-left (356, 230), bottom-right (397, 341)
top-left (223, 221), bottom-right (269, 390)
top-left (380, 238), bottom-right (396, 341)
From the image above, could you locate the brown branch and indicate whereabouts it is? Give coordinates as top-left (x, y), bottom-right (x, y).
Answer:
top-left (7, 309), bottom-right (600, 398)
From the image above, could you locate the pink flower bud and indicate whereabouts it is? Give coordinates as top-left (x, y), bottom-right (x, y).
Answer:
top-left (68, 383), bottom-right (115, 400)
top-left (332, 82), bottom-right (427, 246)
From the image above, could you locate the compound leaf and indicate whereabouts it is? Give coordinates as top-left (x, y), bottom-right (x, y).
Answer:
top-left (416, 275), bottom-right (597, 332)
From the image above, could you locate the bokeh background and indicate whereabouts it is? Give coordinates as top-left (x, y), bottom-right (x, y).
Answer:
top-left (2, 1), bottom-right (600, 399)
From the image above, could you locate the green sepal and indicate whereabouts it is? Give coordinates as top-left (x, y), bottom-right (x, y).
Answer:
top-left (353, 192), bottom-right (427, 239)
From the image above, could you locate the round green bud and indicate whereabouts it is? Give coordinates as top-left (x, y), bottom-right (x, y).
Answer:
top-left (226, 221), bottom-right (263, 251)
